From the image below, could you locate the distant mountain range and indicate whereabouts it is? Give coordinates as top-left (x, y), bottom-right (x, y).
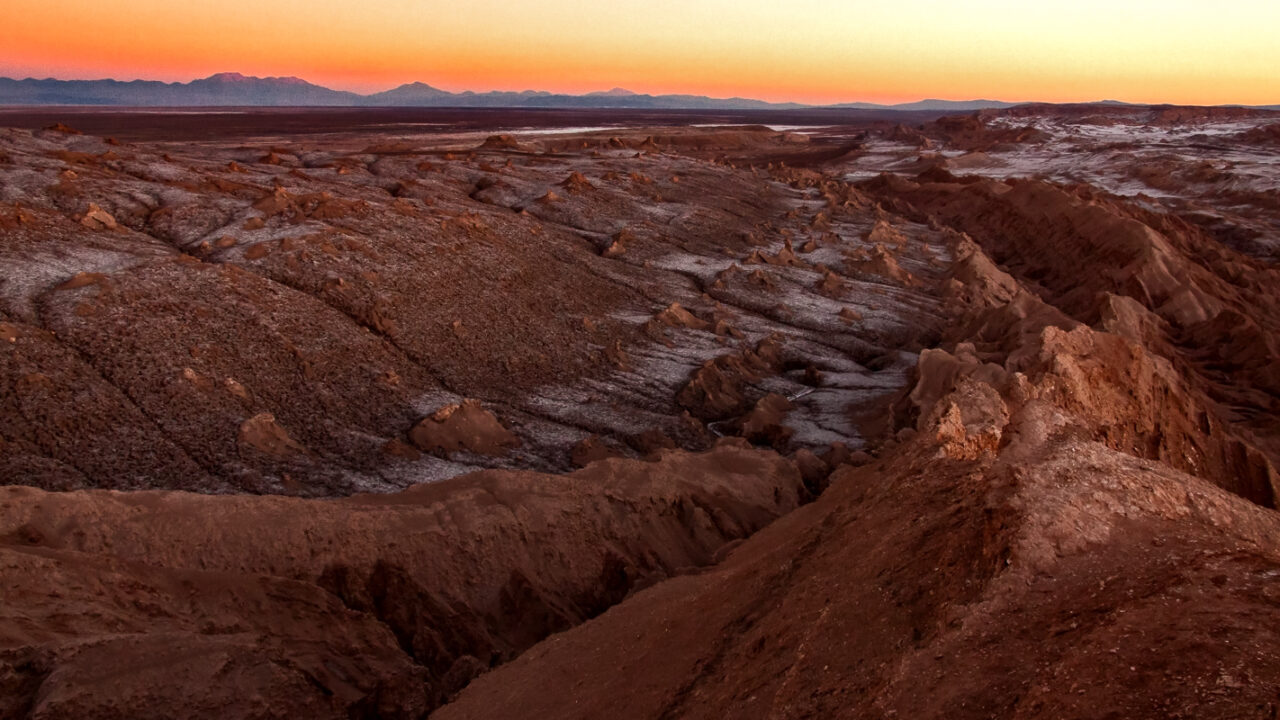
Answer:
top-left (1, 74), bottom-right (1274, 112)
top-left (0, 72), bottom-right (1013, 111)
top-left (0, 73), bottom-right (361, 107)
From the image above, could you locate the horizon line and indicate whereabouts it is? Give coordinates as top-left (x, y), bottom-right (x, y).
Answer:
top-left (2, 71), bottom-right (1277, 110)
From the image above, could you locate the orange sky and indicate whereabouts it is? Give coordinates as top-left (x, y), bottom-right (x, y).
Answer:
top-left (2, 0), bottom-right (1277, 105)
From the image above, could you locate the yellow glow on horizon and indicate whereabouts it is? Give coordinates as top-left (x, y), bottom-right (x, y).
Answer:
top-left (1, 0), bottom-right (1277, 106)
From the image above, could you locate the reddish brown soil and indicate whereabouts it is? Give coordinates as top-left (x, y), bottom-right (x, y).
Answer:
top-left (2, 106), bottom-right (1280, 719)
top-left (1, 121), bottom-right (944, 492)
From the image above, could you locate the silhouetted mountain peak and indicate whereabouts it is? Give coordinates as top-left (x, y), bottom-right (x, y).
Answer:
top-left (588, 87), bottom-right (639, 97)
top-left (200, 72), bottom-right (313, 86)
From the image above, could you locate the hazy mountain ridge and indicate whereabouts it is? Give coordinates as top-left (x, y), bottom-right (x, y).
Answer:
top-left (3, 73), bottom-right (1274, 111)
top-left (0, 73), bottom-right (361, 106)
top-left (0, 73), bottom-right (996, 110)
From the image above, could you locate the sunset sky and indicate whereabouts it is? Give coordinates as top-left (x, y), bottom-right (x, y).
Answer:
top-left (2, 0), bottom-right (1277, 105)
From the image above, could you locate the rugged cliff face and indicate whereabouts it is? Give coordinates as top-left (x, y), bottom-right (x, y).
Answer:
top-left (439, 441), bottom-right (1280, 719)
top-left (438, 164), bottom-right (1280, 720)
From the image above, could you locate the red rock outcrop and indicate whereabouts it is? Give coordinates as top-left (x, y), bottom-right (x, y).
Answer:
top-left (652, 302), bottom-right (710, 331)
top-left (866, 171), bottom-right (1280, 477)
top-left (409, 400), bottom-right (519, 457)
top-left (77, 203), bottom-right (117, 230)
top-left (676, 337), bottom-right (785, 421)
top-left (238, 411), bottom-right (307, 457)
top-left (846, 242), bottom-right (919, 286)
top-left (923, 113), bottom-right (1048, 151)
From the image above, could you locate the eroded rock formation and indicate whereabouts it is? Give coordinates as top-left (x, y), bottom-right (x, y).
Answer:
top-left (1, 106), bottom-right (1279, 718)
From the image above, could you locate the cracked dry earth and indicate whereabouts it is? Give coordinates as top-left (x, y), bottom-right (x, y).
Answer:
top-left (2, 106), bottom-right (1280, 719)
